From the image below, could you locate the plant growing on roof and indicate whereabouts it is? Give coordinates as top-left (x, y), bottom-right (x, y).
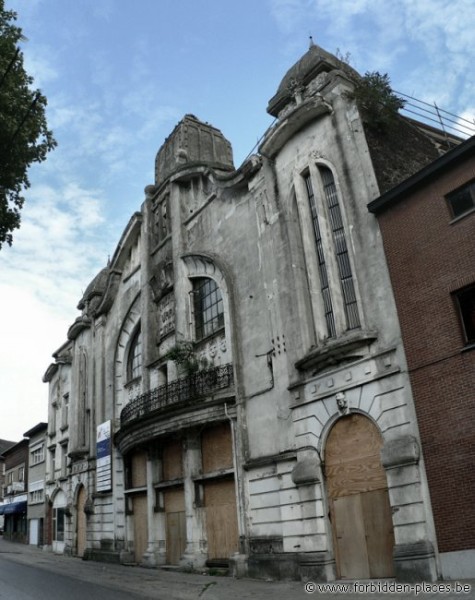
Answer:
top-left (350, 71), bottom-right (405, 131)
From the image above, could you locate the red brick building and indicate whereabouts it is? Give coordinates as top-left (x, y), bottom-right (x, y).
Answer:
top-left (369, 135), bottom-right (475, 579)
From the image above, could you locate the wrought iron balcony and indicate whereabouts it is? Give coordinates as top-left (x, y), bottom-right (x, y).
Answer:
top-left (120, 363), bottom-right (234, 427)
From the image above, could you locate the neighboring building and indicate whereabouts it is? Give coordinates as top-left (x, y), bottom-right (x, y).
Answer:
top-left (25, 423), bottom-right (48, 546)
top-left (43, 342), bottom-right (72, 554)
top-left (1, 439), bottom-right (29, 542)
top-left (43, 43), bottom-right (453, 581)
top-left (0, 438), bottom-right (16, 533)
top-left (368, 135), bottom-right (475, 580)
top-left (0, 439), bottom-right (15, 502)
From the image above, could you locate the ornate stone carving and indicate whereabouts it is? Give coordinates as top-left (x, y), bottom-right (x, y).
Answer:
top-left (150, 259), bottom-right (174, 302)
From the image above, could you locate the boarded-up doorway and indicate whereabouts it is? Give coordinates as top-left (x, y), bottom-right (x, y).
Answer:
top-left (204, 478), bottom-right (239, 561)
top-left (132, 494), bottom-right (148, 563)
top-left (76, 486), bottom-right (87, 557)
top-left (325, 414), bottom-right (394, 579)
top-left (164, 487), bottom-right (186, 565)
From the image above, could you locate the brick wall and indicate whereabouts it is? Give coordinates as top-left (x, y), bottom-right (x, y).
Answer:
top-left (376, 155), bottom-right (475, 553)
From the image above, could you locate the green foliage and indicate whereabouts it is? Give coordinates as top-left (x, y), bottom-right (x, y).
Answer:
top-left (163, 341), bottom-right (209, 375)
top-left (0, 0), bottom-right (57, 249)
top-left (351, 71), bottom-right (405, 130)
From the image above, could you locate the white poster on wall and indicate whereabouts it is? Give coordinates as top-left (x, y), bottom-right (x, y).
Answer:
top-left (96, 420), bottom-right (112, 492)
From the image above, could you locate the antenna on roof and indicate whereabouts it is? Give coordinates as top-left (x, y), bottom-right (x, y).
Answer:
top-left (309, 35), bottom-right (315, 48)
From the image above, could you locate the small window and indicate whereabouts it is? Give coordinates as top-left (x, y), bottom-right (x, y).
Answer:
top-left (447, 180), bottom-right (475, 219)
top-left (193, 278), bottom-right (224, 340)
top-left (454, 284), bottom-right (475, 345)
top-left (128, 329), bottom-right (142, 380)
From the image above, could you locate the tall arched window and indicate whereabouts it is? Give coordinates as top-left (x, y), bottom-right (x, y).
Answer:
top-left (127, 328), bottom-right (142, 380)
top-left (303, 164), bottom-right (360, 337)
top-left (193, 278), bottom-right (224, 340)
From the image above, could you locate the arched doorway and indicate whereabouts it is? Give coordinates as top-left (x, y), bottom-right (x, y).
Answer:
top-left (325, 414), bottom-right (394, 579)
top-left (76, 486), bottom-right (87, 557)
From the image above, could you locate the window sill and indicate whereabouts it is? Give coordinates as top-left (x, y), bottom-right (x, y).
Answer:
top-left (461, 342), bottom-right (475, 353)
top-left (295, 329), bottom-right (378, 372)
top-left (194, 326), bottom-right (225, 347)
top-left (449, 206), bottom-right (475, 224)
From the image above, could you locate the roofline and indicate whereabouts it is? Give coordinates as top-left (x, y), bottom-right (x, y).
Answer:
top-left (2, 437), bottom-right (29, 456)
top-left (368, 135), bottom-right (475, 214)
top-left (23, 422), bottom-right (48, 438)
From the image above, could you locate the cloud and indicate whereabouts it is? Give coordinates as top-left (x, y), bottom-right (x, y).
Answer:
top-left (0, 283), bottom-right (67, 440)
top-left (268, 0), bottom-right (475, 122)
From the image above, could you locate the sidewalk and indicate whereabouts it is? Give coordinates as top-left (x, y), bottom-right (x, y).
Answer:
top-left (0, 537), bottom-right (473, 600)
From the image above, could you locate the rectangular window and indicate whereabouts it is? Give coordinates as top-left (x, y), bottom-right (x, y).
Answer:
top-left (31, 445), bottom-right (45, 465)
top-left (18, 467), bottom-right (24, 482)
top-left (193, 278), bottom-right (224, 341)
top-left (30, 489), bottom-right (44, 504)
top-left (454, 284), bottom-right (475, 345)
top-left (304, 174), bottom-right (336, 338)
top-left (447, 180), bottom-right (475, 219)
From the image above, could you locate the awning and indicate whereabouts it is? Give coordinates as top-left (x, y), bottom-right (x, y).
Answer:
top-left (1, 501), bottom-right (27, 515)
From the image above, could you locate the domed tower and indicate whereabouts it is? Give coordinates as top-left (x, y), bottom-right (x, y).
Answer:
top-left (154, 114), bottom-right (234, 186)
top-left (266, 39), bottom-right (359, 120)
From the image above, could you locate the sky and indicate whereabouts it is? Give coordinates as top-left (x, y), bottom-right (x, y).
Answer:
top-left (1, 0), bottom-right (474, 442)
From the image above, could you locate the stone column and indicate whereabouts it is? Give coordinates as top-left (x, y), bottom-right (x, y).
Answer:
top-left (180, 431), bottom-right (207, 569)
top-left (141, 452), bottom-right (157, 567)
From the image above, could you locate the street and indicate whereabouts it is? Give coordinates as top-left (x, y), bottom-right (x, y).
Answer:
top-left (0, 539), bottom-right (473, 600)
top-left (0, 558), bottom-right (150, 600)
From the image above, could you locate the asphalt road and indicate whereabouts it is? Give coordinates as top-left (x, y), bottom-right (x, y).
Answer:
top-left (0, 557), bottom-right (153, 600)
top-left (0, 539), bottom-right (473, 600)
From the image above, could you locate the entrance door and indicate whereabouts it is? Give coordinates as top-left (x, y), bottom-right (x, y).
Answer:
top-left (132, 494), bottom-right (148, 563)
top-left (325, 414), bottom-right (394, 579)
top-left (164, 488), bottom-right (186, 565)
top-left (76, 486), bottom-right (87, 557)
top-left (204, 478), bottom-right (239, 561)
top-left (29, 519), bottom-right (39, 545)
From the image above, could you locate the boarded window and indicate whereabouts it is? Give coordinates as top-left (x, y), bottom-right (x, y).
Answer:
top-left (130, 450), bottom-right (147, 488)
top-left (162, 439), bottom-right (183, 481)
top-left (201, 423), bottom-right (233, 473)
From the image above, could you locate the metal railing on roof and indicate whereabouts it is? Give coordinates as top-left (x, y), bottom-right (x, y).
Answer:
top-left (393, 90), bottom-right (474, 141)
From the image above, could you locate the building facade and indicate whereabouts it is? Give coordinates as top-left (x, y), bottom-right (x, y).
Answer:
top-left (1, 439), bottom-right (28, 542)
top-left (25, 423), bottom-right (48, 546)
top-left (43, 43), bottom-right (451, 581)
top-left (0, 438), bottom-right (16, 533)
top-left (368, 136), bottom-right (475, 580)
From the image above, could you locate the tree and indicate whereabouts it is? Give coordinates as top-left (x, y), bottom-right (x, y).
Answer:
top-left (0, 0), bottom-right (56, 249)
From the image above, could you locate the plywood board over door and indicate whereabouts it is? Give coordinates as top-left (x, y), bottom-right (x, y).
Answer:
top-left (164, 487), bottom-right (186, 565)
top-left (132, 493), bottom-right (148, 563)
top-left (204, 478), bottom-right (239, 561)
top-left (325, 414), bottom-right (394, 579)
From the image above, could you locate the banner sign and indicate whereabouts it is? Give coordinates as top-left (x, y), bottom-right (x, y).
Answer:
top-left (96, 420), bottom-right (112, 492)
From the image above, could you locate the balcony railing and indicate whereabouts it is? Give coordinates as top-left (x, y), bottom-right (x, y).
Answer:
top-left (120, 363), bottom-right (234, 427)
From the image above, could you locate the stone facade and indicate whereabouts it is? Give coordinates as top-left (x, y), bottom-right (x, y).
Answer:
top-left (43, 43), bottom-right (449, 581)
top-left (369, 136), bottom-right (475, 580)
